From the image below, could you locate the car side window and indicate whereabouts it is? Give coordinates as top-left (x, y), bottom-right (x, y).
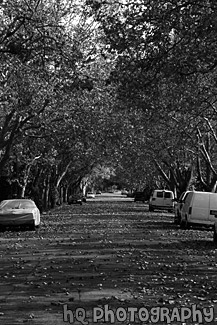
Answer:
top-left (156, 191), bottom-right (163, 198)
top-left (164, 192), bottom-right (171, 198)
top-left (183, 193), bottom-right (189, 202)
top-left (20, 202), bottom-right (35, 209)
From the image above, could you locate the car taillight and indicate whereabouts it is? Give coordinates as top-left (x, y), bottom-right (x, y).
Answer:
top-left (188, 207), bottom-right (192, 214)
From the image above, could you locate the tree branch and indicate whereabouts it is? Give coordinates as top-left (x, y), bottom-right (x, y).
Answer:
top-left (154, 159), bottom-right (170, 183)
top-left (197, 127), bottom-right (217, 176)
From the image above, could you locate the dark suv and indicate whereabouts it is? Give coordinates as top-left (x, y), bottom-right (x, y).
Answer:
top-left (134, 191), bottom-right (146, 203)
top-left (68, 194), bottom-right (86, 205)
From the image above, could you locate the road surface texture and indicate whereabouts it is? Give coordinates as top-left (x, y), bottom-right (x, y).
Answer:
top-left (0, 195), bottom-right (216, 324)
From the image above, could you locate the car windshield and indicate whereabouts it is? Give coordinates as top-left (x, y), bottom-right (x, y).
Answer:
top-left (0, 200), bottom-right (35, 210)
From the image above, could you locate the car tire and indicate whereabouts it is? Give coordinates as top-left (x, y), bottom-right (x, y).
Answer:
top-left (180, 216), bottom-right (188, 229)
top-left (29, 221), bottom-right (37, 231)
top-left (180, 220), bottom-right (185, 229)
top-left (185, 218), bottom-right (190, 229)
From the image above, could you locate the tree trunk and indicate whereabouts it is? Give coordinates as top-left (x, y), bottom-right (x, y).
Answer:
top-left (63, 186), bottom-right (68, 203)
top-left (59, 186), bottom-right (63, 205)
top-left (49, 183), bottom-right (59, 209)
top-left (43, 174), bottom-right (50, 210)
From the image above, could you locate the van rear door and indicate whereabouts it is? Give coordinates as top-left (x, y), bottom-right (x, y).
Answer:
top-left (154, 191), bottom-right (164, 207)
top-left (163, 191), bottom-right (173, 208)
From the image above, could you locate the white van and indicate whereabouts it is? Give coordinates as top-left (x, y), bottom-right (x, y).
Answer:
top-left (149, 190), bottom-right (174, 212)
top-left (180, 191), bottom-right (217, 229)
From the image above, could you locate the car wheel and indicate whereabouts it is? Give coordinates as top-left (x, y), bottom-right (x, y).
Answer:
top-left (185, 218), bottom-right (189, 229)
top-left (180, 216), bottom-right (188, 229)
top-left (180, 220), bottom-right (185, 229)
top-left (29, 221), bottom-right (36, 231)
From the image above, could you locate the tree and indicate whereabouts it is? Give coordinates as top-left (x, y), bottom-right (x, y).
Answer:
top-left (86, 0), bottom-right (217, 194)
top-left (0, 0), bottom-right (86, 174)
top-left (0, 0), bottom-right (121, 208)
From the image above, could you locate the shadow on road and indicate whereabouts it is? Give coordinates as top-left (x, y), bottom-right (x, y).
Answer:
top-left (144, 238), bottom-right (215, 251)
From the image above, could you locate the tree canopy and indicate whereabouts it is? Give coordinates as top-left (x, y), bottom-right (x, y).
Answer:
top-left (1, 0), bottom-right (217, 207)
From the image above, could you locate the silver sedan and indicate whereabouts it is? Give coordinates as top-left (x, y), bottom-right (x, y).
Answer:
top-left (0, 199), bottom-right (40, 230)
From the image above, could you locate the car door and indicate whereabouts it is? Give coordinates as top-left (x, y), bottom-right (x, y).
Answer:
top-left (180, 192), bottom-right (192, 222)
top-left (177, 192), bottom-right (184, 215)
top-left (163, 191), bottom-right (173, 208)
top-left (155, 191), bottom-right (164, 207)
top-left (178, 192), bottom-right (190, 214)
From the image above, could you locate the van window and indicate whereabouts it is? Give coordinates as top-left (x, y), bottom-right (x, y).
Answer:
top-left (183, 193), bottom-right (190, 202)
top-left (156, 191), bottom-right (163, 198)
top-left (164, 192), bottom-right (172, 198)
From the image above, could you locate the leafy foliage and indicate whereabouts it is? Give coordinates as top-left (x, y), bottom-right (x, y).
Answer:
top-left (1, 0), bottom-right (217, 207)
top-left (86, 0), bottom-right (217, 193)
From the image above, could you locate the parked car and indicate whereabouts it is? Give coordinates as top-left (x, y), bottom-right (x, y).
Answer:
top-left (149, 190), bottom-right (174, 212)
top-left (180, 191), bottom-right (217, 229)
top-left (68, 194), bottom-right (85, 205)
top-left (0, 199), bottom-right (40, 230)
top-left (87, 192), bottom-right (95, 199)
top-left (134, 191), bottom-right (146, 203)
top-left (174, 191), bottom-right (190, 224)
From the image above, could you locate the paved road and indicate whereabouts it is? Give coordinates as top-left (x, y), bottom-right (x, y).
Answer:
top-left (0, 198), bottom-right (216, 324)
